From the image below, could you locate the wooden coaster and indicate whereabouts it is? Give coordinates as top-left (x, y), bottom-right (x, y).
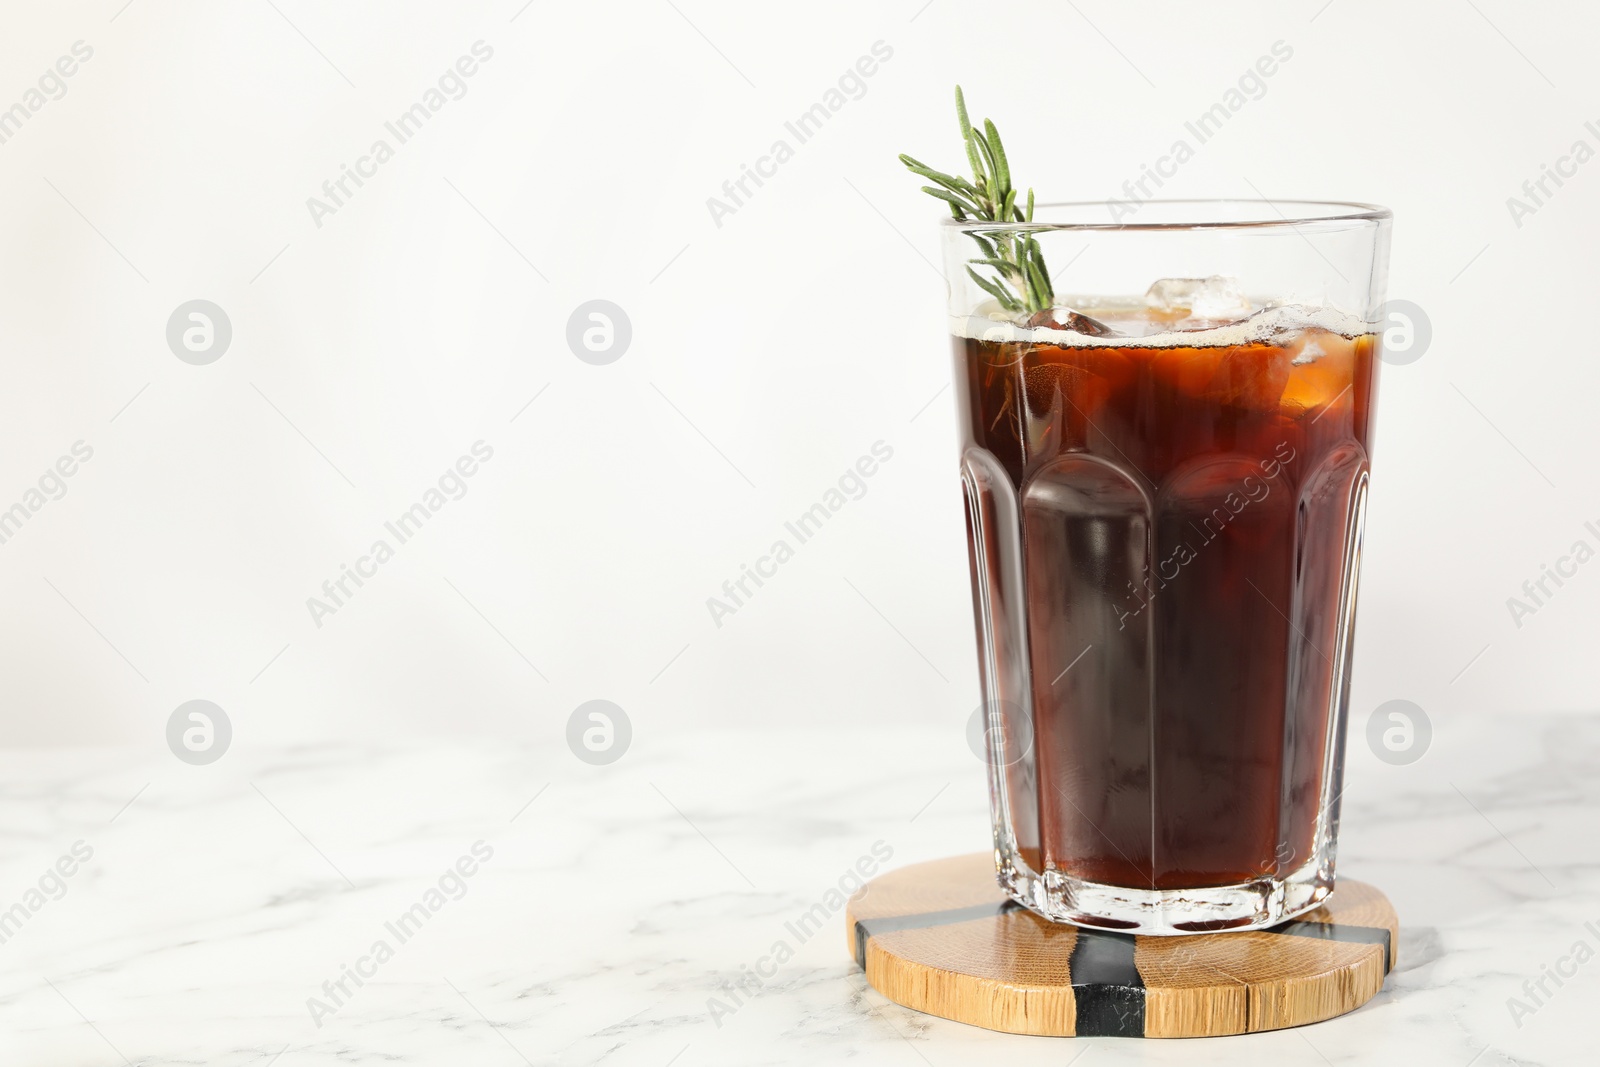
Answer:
top-left (846, 853), bottom-right (1396, 1038)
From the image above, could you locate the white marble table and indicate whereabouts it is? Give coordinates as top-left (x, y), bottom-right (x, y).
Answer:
top-left (1, 711), bottom-right (1594, 1065)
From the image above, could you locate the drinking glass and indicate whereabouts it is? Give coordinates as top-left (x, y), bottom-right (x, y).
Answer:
top-left (948, 200), bottom-right (1391, 934)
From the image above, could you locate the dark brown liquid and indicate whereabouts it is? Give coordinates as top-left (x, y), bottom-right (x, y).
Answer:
top-left (958, 318), bottom-right (1377, 890)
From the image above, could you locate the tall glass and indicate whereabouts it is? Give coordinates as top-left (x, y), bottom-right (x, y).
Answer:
top-left (948, 201), bottom-right (1390, 934)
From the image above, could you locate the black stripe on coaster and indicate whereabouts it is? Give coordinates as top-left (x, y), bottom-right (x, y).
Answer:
top-left (1067, 929), bottom-right (1145, 1037)
top-left (1270, 920), bottom-right (1392, 973)
top-left (853, 901), bottom-right (1017, 968)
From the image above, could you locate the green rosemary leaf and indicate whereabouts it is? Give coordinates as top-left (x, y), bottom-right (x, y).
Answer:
top-left (960, 132), bottom-right (998, 214)
top-left (955, 86), bottom-right (984, 180)
top-left (921, 186), bottom-right (977, 212)
top-left (1017, 247), bottom-right (1040, 309)
top-left (1026, 188), bottom-right (1035, 223)
top-left (984, 119), bottom-right (1011, 196)
top-left (1025, 255), bottom-right (1050, 308)
top-left (899, 153), bottom-right (943, 180)
top-left (954, 87), bottom-right (973, 141)
top-left (1031, 238), bottom-right (1054, 301)
top-left (904, 160), bottom-right (979, 199)
top-left (1001, 188), bottom-right (1017, 222)
top-left (967, 265), bottom-right (1019, 310)
top-left (970, 130), bottom-right (999, 195)
top-left (901, 154), bottom-right (979, 197)
top-left (968, 256), bottom-right (1025, 279)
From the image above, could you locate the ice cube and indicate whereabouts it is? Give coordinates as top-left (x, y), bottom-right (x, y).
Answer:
top-left (1202, 346), bottom-right (1292, 412)
top-left (1290, 335), bottom-right (1325, 365)
top-left (1280, 330), bottom-right (1358, 417)
top-left (1144, 277), bottom-right (1208, 311)
top-left (1189, 277), bottom-right (1251, 321)
top-left (1144, 276), bottom-right (1252, 322)
top-left (1025, 305), bottom-right (1119, 336)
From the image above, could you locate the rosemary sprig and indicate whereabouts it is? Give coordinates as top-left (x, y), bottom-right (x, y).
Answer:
top-left (900, 86), bottom-right (1053, 315)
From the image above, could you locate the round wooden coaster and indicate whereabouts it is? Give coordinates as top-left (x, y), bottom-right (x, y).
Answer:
top-left (846, 853), bottom-right (1397, 1038)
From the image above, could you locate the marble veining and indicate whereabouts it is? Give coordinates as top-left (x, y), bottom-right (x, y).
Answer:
top-left (0, 712), bottom-right (1594, 1065)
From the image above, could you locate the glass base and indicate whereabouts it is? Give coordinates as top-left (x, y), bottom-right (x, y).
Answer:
top-left (997, 850), bottom-right (1334, 936)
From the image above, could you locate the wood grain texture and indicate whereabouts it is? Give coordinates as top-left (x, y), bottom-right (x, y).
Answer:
top-left (846, 853), bottom-right (1396, 1038)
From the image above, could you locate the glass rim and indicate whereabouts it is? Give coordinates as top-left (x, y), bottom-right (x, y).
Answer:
top-left (941, 198), bottom-right (1392, 233)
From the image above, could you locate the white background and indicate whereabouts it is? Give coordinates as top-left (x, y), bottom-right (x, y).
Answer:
top-left (1, 0), bottom-right (1596, 753)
